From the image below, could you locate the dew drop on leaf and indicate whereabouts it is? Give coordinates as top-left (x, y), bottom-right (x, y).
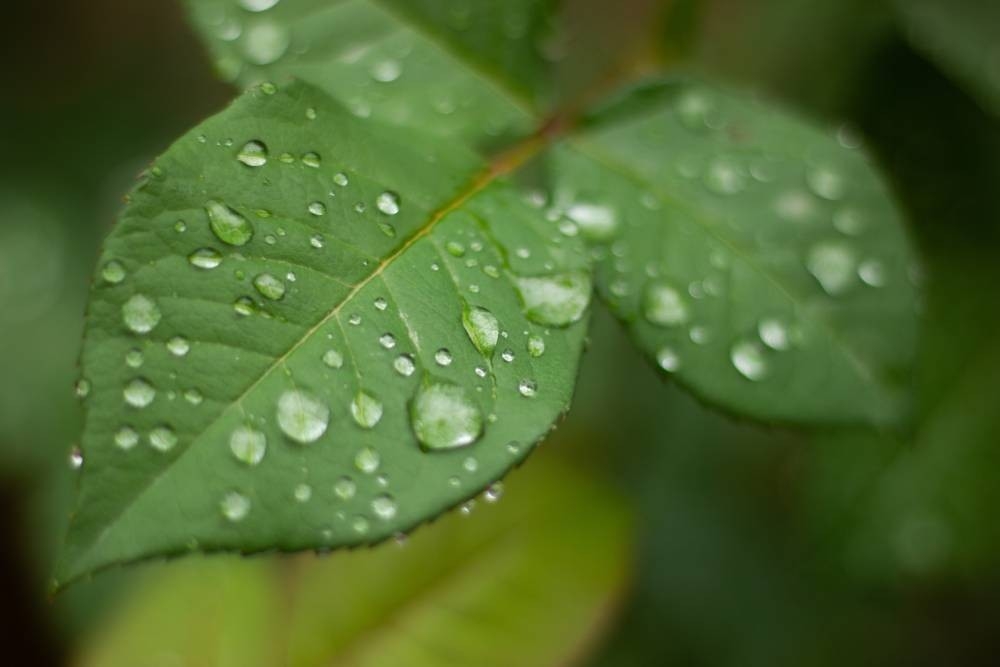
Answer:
top-left (371, 494), bottom-right (398, 520)
top-left (354, 446), bottom-right (381, 473)
top-left (237, 140), bottom-right (268, 167)
top-left (350, 391), bottom-right (384, 429)
top-left (334, 476), bottom-right (357, 500)
top-left (434, 348), bottom-right (453, 366)
top-left (322, 349), bottom-right (344, 369)
top-left (566, 202), bottom-right (619, 242)
top-left (239, 0), bottom-right (280, 11)
top-left (167, 336), bottom-right (190, 357)
top-left (148, 426), bottom-right (178, 452)
top-left (205, 200), bottom-right (254, 246)
top-left (301, 152), bottom-right (321, 168)
top-left (378, 333), bottom-right (396, 350)
top-left (527, 334), bottom-right (546, 358)
top-left (656, 346), bottom-right (681, 372)
top-left (731, 340), bottom-right (768, 381)
top-left (102, 260), bottom-right (126, 285)
top-left (394, 353), bottom-right (416, 377)
top-left (376, 191), bottom-right (401, 216)
top-left (123, 378), bottom-right (155, 408)
top-left (462, 305), bottom-right (500, 356)
top-left (276, 389), bottom-right (329, 444)
top-left (308, 201), bottom-right (327, 217)
top-left (122, 294), bottom-right (161, 334)
top-left (513, 271), bottom-right (592, 327)
top-left (242, 21), bottom-right (289, 65)
top-left (410, 382), bottom-right (484, 451)
top-left (518, 379), bottom-right (538, 398)
top-left (188, 248), bottom-right (223, 270)
top-left (806, 241), bottom-right (855, 295)
top-left (641, 281), bottom-right (689, 327)
top-left (221, 492), bottom-right (250, 522)
top-left (230, 426), bottom-right (267, 466)
top-left (253, 273), bottom-right (285, 300)
top-left (114, 426), bottom-right (139, 451)
top-left (758, 319), bottom-right (790, 351)
top-left (294, 483), bottom-right (312, 503)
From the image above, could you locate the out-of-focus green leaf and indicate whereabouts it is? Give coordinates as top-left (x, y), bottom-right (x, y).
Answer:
top-left (56, 81), bottom-right (591, 588)
top-left (185, 0), bottom-right (555, 146)
top-left (894, 0), bottom-right (1000, 117)
top-left (550, 78), bottom-right (920, 426)
top-left (76, 459), bottom-right (632, 667)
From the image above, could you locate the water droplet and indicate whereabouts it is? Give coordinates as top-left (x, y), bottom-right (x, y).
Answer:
top-left (294, 483), bottom-right (312, 503)
top-left (758, 319), bottom-right (790, 351)
top-left (237, 140), bottom-right (268, 167)
top-left (230, 426), bottom-right (266, 465)
top-left (675, 90), bottom-right (713, 128)
top-left (517, 379), bottom-right (538, 397)
top-left (527, 335), bottom-right (546, 357)
top-left (446, 241), bottom-right (465, 257)
top-left (167, 336), bottom-right (190, 357)
top-left (656, 347), bottom-right (681, 372)
top-left (74, 378), bottom-right (91, 400)
top-left (371, 59), bottom-right (402, 82)
top-left (378, 333), bottom-right (396, 350)
top-left (206, 200), bottom-right (254, 246)
top-left (122, 295), bottom-right (161, 334)
top-left (375, 191), bottom-right (401, 216)
top-left (149, 426), bottom-right (178, 452)
top-left (355, 446), bottom-right (381, 473)
top-left (234, 296), bottom-right (256, 316)
top-left (807, 242), bottom-right (855, 295)
top-left (500, 348), bottom-right (515, 363)
top-left (221, 492), bottom-right (250, 522)
top-left (858, 259), bottom-right (887, 287)
top-left (301, 152), bottom-right (321, 168)
top-left (239, 0), bottom-right (280, 11)
top-left (566, 202), bottom-right (619, 242)
top-left (434, 348), bottom-right (453, 366)
top-left (394, 354), bottom-right (416, 376)
top-left (351, 391), bottom-right (384, 429)
top-left (319, 350), bottom-right (344, 372)
top-left (184, 389), bottom-right (204, 405)
top-left (253, 273), bottom-right (286, 300)
top-left (333, 172), bottom-right (349, 186)
top-left (348, 313), bottom-right (362, 326)
top-left (689, 325), bottom-right (711, 345)
top-left (513, 271), bottom-right (592, 327)
top-left (102, 260), bottom-right (126, 285)
top-left (807, 166), bottom-right (845, 200)
top-left (115, 426), bottom-right (139, 450)
top-left (242, 21), bottom-right (289, 65)
top-left (310, 234), bottom-right (325, 249)
top-left (352, 516), bottom-right (370, 534)
top-left (334, 476), bottom-right (356, 500)
top-left (371, 494), bottom-right (398, 520)
top-left (124, 378), bottom-right (155, 408)
top-left (410, 382), bottom-right (483, 451)
top-left (462, 305), bottom-right (500, 356)
top-left (704, 159), bottom-right (746, 195)
top-left (833, 208), bottom-right (866, 236)
top-left (68, 446), bottom-right (83, 470)
top-left (189, 248), bottom-right (223, 270)
top-left (125, 349), bottom-right (144, 368)
top-left (484, 481), bottom-right (504, 503)
top-left (305, 107), bottom-right (317, 120)
top-left (308, 201), bottom-right (327, 216)
top-left (277, 389), bottom-right (330, 444)
top-left (373, 297), bottom-right (388, 311)
top-left (642, 281), bottom-right (689, 327)
top-left (731, 341), bottom-right (768, 381)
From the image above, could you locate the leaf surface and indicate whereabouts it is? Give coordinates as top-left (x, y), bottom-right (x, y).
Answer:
top-left (551, 78), bottom-right (920, 425)
top-left (58, 81), bottom-right (591, 587)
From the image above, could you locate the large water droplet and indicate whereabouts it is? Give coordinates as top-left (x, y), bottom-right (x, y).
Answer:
top-left (221, 492), bottom-right (250, 522)
top-left (513, 271), bottom-right (592, 327)
top-left (124, 378), bottom-right (156, 408)
top-left (566, 202), bottom-right (619, 242)
top-left (376, 191), bottom-right (401, 216)
top-left (277, 389), bottom-right (329, 444)
top-left (308, 201), bottom-right (327, 216)
top-left (253, 273), bottom-right (285, 300)
top-left (351, 391), bottom-right (384, 429)
top-left (206, 200), bottom-right (254, 246)
top-left (122, 294), bottom-right (161, 334)
top-left (462, 305), bottom-right (500, 356)
top-left (237, 140), bottom-right (268, 167)
top-left (731, 341), bottom-right (768, 381)
top-left (758, 319), bottom-right (790, 351)
top-left (641, 281), bottom-right (689, 327)
top-left (230, 426), bottom-right (267, 465)
top-left (301, 152), bottom-right (321, 168)
top-left (242, 21), bottom-right (289, 65)
top-left (806, 242), bottom-right (855, 295)
top-left (410, 382), bottom-right (483, 451)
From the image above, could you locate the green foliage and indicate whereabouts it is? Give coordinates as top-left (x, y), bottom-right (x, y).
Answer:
top-left (75, 460), bottom-right (631, 667)
top-left (59, 0), bottom-right (922, 585)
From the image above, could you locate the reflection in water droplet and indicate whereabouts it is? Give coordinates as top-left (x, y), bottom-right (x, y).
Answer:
top-left (656, 347), bottom-right (680, 372)
top-left (237, 140), bottom-right (268, 167)
top-left (277, 389), bottom-right (329, 444)
top-left (206, 201), bottom-right (254, 246)
top-left (355, 446), bottom-right (381, 473)
top-left (394, 354), bottom-right (415, 376)
top-left (758, 319), bottom-right (790, 351)
top-left (149, 426), bottom-right (178, 452)
top-left (376, 191), bottom-right (401, 216)
top-left (123, 295), bottom-right (161, 334)
top-left (462, 305), bottom-right (500, 356)
top-left (351, 391), bottom-right (384, 429)
top-left (731, 341), bottom-right (768, 381)
top-left (807, 242), bottom-right (855, 295)
top-left (124, 378), bottom-right (155, 408)
top-left (642, 281), bottom-right (689, 327)
top-left (189, 248), bottom-right (223, 270)
top-left (514, 271), bottom-right (592, 327)
top-left (410, 382), bottom-right (483, 451)
top-left (221, 492), bottom-right (251, 522)
top-left (230, 426), bottom-right (267, 465)
top-left (371, 494), bottom-right (398, 520)
top-left (253, 273), bottom-right (285, 300)
top-left (102, 260), bottom-right (126, 285)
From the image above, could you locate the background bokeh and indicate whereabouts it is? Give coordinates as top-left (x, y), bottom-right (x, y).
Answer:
top-left (2, 0), bottom-right (998, 665)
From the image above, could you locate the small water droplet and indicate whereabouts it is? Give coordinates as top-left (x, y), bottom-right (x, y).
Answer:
top-left (704, 159), bottom-right (746, 195)
top-left (323, 349), bottom-right (344, 369)
top-left (310, 234), bottom-right (325, 249)
top-left (184, 389), bottom-right (204, 405)
top-left (167, 336), bottom-right (190, 357)
top-left (758, 319), bottom-right (790, 351)
top-left (308, 201), bottom-right (327, 216)
top-left (122, 294), bottom-right (161, 334)
top-left (807, 242), bottom-right (855, 295)
top-left (149, 426), bottom-right (178, 452)
top-left (237, 140), bottom-right (268, 167)
top-left (68, 446), bottom-right (83, 470)
top-left (333, 172), bottom-right (349, 186)
top-left (656, 346), bottom-right (681, 372)
top-left (434, 348), bottom-right (453, 366)
top-left (355, 446), bottom-right (381, 473)
top-left (642, 281), bottom-right (689, 327)
top-left (410, 382), bottom-right (483, 451)
top-left (74, 378), bottom-right (91, 400)
top-left (807, 166), bottom-right (846, 200)
top-left (115, 426), bottom-right (139, 450)
top-left (334, 476), bottom-right (357, 500)
top-left (376, 191), bottom-right (401, 216)
top-left (124, 378), bottom-right (156, 408)
top-left (230, 426), bottom-right (267, 465)
top-left (378, 333), bottom-right (396, 350)
top-left (351, 391), bottom-right (384, 429)
top-left (394, 353), bottom-right (416, 376)
top-left (352, 515), bottom-right (370, 534)
top-left (301, 152), bottom-right (321, 168)
top-left (371, 59), bottom-right (402, 82)
top-left (731, 340), bottom-right (768, 381)
top-left (446, 241), bottom-right (465, 257)
top-left (253, 273), bottom-right (286, 300)
top-left (242, 21), bottom-right (289, 65)
top-left (234, 296), bottom-right (256, 316)
top-left (371, 494), bottom-right (397, 520)
top-left (277, 389), bottom-right (330, 444)
top-left (858, 259), bottom-right (887, 287)
top-left (189, 248), bottom-right (223, 270)
top-left (462, 305), bottom-right (500, 356)
top-left (125, 349), bottom-right (144, 368)
top-left (221, 492), bottom-right (250, 522)
top-left (294, 483), bottom-right (312, 503)
top-left (500, 348), bottom-right (515, 363)
top-left (517, 379), bottom-right (538, 397)
top-left (348, 313), bottom-right (362, 326)
top-left (102, 260), bottom-right (127, 285)
top-left (566, 202), bottom-right (619, 242)
top-left (527, 335), bottom-right (546, 358)
top-left (373, 297), bottom-right (388, 311)
top-left (484, 481), bottom-right (504, 503)
top-left (513, 271), bottom-right (592, 327)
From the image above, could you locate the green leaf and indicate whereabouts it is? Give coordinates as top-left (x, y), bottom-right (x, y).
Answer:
top-left (550, 78), bottom-right (920, 426)
top-left (57, 81), bottom-right (591, 587)
top-left (75, 459), bottom-right (632, 667)
top-left (895, 0), bottom-right (1000, 117)
top-left (184, 0), bottom-right (554, 146)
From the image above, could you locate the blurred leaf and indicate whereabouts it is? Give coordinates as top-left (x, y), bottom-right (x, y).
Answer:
top-left (57, 81), bottom-right (591, 588)
top-left (894, 0), bottom-right (1000, 117)
top-left (76, 459), bottom-right (632, 667)
top-left (184, 0), bottom-right (554, 147)
top-left (551, 78), bottom-right (920, 426)
top-left (661, 0), bottom-right (703, 63)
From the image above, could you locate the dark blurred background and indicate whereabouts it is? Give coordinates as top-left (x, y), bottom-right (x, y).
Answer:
top-left (2, 0), bottom-right (999, 665)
